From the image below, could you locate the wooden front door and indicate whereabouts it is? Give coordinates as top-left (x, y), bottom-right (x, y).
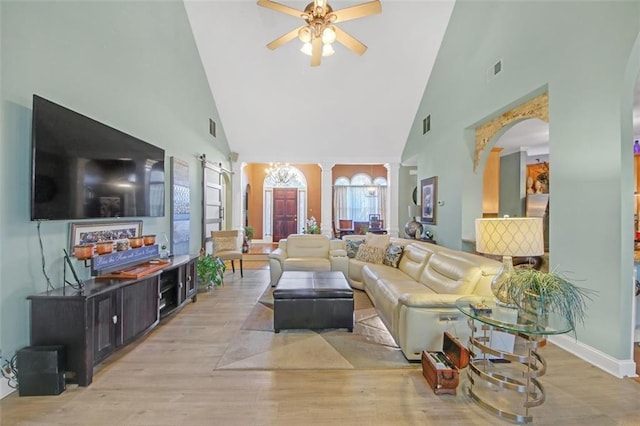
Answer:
top-left (273, 188), bottom-right (298, 242)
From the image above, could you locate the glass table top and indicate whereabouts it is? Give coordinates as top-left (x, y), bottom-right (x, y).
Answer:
top-left (455, 295), bottom-right (573, 336)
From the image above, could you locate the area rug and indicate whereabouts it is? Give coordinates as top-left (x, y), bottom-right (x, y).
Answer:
top-left (215, 286), bottom-right (418, 370)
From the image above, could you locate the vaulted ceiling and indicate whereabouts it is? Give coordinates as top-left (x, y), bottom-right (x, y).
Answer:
top-left (184, 0), bottom-right (455, 165)
top-left (185, 1), bottom-right (639, 167)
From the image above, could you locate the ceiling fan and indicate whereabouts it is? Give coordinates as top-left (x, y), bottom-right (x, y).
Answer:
top-left (257, 0), bottom-right (382, 67)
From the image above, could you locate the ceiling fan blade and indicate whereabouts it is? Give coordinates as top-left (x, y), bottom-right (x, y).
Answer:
top-left (311, 37), bottom-right (322, 67)
top-left (332, 0), bottom-right (382, 23)
top-left (267, 25), bottom-right (305, 50)
top-left (334, 26), bottom-right (367, 56)
top-left (257, 0), bottom-right (305, 19)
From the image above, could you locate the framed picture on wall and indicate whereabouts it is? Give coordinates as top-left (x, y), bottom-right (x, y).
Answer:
top-left (69, 220), bottom-right (143, 255)
top-left (420, 176), bottom-right (437, 225)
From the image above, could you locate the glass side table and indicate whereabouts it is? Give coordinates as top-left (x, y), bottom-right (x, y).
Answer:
top-left (455, 296), bottom-right (572, 424)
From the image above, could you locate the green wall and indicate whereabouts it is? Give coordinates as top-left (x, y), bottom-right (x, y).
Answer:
top-left (0, 0), bottom-right (229, 396)
top-left (403, 2), bottom-right (640, 361)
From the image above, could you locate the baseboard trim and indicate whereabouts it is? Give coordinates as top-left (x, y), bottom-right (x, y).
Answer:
top-left (549, 334), bottom-right (638, 378)
top-left (1, 381), bottom-right (16, 399)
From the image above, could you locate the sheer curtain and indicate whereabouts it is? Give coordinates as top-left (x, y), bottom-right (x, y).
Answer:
top-left (333, 186), bottom-right (349, 230)
top-left (333, 186), bottom-right (386, 224)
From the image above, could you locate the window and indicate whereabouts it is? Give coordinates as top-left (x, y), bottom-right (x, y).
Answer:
top-left (333, 174), bottom-right (387, 227)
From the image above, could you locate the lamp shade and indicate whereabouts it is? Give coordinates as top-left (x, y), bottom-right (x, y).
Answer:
top-left (475, 217), bottom-right (544, 257)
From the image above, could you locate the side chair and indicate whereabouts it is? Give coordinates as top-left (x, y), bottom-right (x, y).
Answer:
top-left (211, 230), bottom-right (243, 277)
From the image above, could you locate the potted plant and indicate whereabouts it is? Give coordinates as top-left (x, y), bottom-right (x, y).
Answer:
top-left (197, 248), bottom-right (226, 290)
top-left (499, 268), bottom-right (596, 331)
top-left (243, 226), bottom-right (254, 253)
top-left (244, 226), bottom-right (254, 241)
top-left (305, 216), bottom-right (320, 234)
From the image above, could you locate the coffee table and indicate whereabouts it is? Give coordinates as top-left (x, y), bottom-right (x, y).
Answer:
top-left (273, 271), bottom-right (354, 333)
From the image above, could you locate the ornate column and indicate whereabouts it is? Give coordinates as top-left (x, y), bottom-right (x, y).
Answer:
top-left (318, 162), bottom-right (335, 237)
top-left (385, 162), bottom-right (400, 237)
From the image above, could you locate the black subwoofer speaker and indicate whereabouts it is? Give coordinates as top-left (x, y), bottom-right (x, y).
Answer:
top-left (16, 345), bottom-right (66, 396)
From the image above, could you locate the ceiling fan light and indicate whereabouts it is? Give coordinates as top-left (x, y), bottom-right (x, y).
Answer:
top-left (322, 43), bottom-right (335, 57)
top-left (298, 26), bottom-right (312, 43)
top-left (300, 42), bottom-right (313, 56)
top-left (321, 26), bottom-right (336, 44)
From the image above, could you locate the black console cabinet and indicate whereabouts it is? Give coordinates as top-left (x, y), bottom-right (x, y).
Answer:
top-left (28, 254), bottom-right (198, 386)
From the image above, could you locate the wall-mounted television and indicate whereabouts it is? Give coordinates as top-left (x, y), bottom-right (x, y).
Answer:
top-left (31, 95), bottom-right (165, 221)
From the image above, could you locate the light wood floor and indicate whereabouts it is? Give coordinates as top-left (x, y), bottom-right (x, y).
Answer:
top-left (2, 266), bottom-right (640, 425)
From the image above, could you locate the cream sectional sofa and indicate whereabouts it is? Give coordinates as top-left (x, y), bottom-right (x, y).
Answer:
top-left (268, 233), bottom-right (501, 361)
top-left (341, 235), bottom-right (501, 361)
top-left (268, 234), bottom-right (348, 286)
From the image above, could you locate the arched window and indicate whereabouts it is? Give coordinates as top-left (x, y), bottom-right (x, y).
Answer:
top-left (373, 177), bottom-right (387, 186)
top-left (334, 176), bottom-right (350, 186)
top-left (351, 173), bottom-right (372, 186)
top-left (333, 172), bottom-right (387, 228)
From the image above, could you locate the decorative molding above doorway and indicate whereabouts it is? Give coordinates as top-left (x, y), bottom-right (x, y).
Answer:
top-left (474, 92), bottom-right (549, 172)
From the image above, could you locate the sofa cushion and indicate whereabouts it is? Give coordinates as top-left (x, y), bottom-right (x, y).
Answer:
top-left (356, 244), bottom-right (385, 264)
top-left (365, 232), bottom-right (390, 248)
top-left (286, 234), bottom-right (330, 258)
top-left (397, 292), bottom-right (465, 308)
top-left (368, 274), bottom-right (433, 338)
top-left (383, 244), bottom-right (403, 268)
top-left (284, 258), bottom-right (331, 271)
top-left (419, 252), bottom-right (482, 295)
top-left (397, 243), bottom-right (434, 281)
top-left (345, 239), bottom-right (364, 258)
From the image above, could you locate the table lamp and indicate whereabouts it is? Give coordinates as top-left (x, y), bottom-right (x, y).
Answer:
top-left (475, 217), bottom-right (544, 304)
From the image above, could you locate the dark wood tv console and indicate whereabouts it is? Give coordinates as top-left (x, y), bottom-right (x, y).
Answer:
top-left (27, 254), bottom-right (198, 386)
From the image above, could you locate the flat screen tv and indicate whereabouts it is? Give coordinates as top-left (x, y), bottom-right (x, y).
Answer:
top-left (31, 95), bottom-right (165, 221)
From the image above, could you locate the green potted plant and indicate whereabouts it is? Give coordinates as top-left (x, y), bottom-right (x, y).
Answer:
top-left (243, 226), bottom-right (254, 253)
top-left (499, 268), bottom-right (596, 331)
top-left (197, 248), bottom-right (226, 290)
top-left (244, 226), bottom-right (254, 241)
top-left (305, 216), bottom-right (320, 234)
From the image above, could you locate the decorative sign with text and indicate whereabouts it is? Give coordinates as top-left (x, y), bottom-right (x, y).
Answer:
top-left (91, 245), bottom-right (159, 276)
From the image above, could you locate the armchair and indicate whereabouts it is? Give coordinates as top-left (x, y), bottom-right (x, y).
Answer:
top-left (211, 230), bottom-right (243, 277)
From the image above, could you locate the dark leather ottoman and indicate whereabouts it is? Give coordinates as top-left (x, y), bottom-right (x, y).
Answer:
top-left (273, 271), bottom-right (354, 333)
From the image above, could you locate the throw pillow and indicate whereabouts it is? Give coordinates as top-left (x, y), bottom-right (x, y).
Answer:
top-left (355, 244), bottom-right (385, 264)
top-left (365, 232), bottom-right (390, 249)
top-left (214, 236), bottom-right (237, 252)
top-left (345, 239), bottom-right (364, 258)
top-left (383, 244), bottom-right (404, 268)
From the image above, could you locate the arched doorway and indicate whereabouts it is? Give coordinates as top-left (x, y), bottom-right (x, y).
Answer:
top-left (482, 118), bottom-right (550, 256)
top-left (475, 92), bottom-right (550, 267)
top-left (263, 165), bottom-right (307, 242)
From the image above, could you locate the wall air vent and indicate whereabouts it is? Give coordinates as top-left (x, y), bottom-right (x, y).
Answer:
top-left (209, 118), bottom-right (216, 138)
top-left (422, 115), bottom-right (431, 135)
top-left (494, 60), bottom-right (502, 75)
top-left (487, 59), bottom-right (503, 81)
